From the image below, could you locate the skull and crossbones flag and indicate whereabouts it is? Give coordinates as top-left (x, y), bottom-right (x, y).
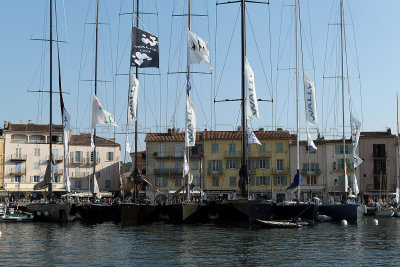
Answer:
top-left (131, 27), bottom-right (159, 68)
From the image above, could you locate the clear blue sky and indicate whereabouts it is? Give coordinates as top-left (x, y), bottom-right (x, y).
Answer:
top-left (1, 0), bottom-right (400, 162)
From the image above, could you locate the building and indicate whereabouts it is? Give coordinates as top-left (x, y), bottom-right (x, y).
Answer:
top-left (0, 128), bottom-right (6, 200)
top-left (2, 122), bottom-right (121, 199)
top-left (358, 129), bottom-right (398, 202)
top-left (69, 133), bottom-right (121, 194)
top-left (145, 128), bottom-right (291, 201)
top-left (145, 129), bottom-right (203, 201)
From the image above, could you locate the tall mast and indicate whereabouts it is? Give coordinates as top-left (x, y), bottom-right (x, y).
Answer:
top-left (396, 93), bottom-right (399, 189)
top-left (185, 0), bottom-right (192, 202)
top-left (48, 0), bottom-right (53, 199)
top-left (295, 0), bottom-right (300, 201)
top-left (240, 0), bottom-right (248, 199)
top-left (93, 0), bottom-right (99, 198)
top-left (340, 0), bottom-right (347, 197)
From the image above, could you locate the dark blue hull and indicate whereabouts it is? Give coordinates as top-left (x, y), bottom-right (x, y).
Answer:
top-left (318, 204), bottom-right (365, 222)
top-left (78, 203), bottom-right (117, 223)
top-left (272, 203), bottom-right (317, 222)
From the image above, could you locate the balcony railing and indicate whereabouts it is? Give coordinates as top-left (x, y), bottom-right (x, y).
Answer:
top-left (9, 168), bottom-right (26, 175)
top-left (271, 167), bottom-right (289, 175)
top-left (70, 158), bottom-right (86, 164)
top-left (154, 168), bottom-right (183, 175)
top-left (87, 157), bottom-right (100, 164)
top-left (47, 155), bottom-right (63, 163)
top-left (10, 154), bottom-right (27, 161)
top-left (70, 172), bottom-right (89, 178)
top-left (224, 151), bottom-right (272, 158)
top-left (333, 164), bottom-right (354, 172)
top-left (301, 168), bottom-right (321, 175)
top-left (207, 168), bottom-right (225, 175)
top-left (54, 169), bottom-right (64, 176)
top-left (367, 184), bottom-right (396, 191)
top-left (153, 152), bottom-right (183, 158)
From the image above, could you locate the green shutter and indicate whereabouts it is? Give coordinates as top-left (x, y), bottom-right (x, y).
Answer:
top-left (235, 160), bottom-right (240, 169)
top-left (218, 160), bottom-right (222, 173)
top-left (226, 160), bottom-right (229, 169)
top-left (256, 176), bottom-right (260, 186)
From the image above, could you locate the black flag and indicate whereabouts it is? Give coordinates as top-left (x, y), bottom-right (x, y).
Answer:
top-left (131, 27), bottom-right (159, 68)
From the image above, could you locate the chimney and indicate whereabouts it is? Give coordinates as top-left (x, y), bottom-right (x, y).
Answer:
top-left (237, 126), bottom-right (242, 131)
top-left (168, 128), bottom-right (172, 135)
top-left (28, 120), bottom-right (32, 124)
top-left (277, 128), bottom-right (283, 131)
top-left (4, 121), bottom-right (8, 129)
top-left (259, 127), bottom-right (264, 132)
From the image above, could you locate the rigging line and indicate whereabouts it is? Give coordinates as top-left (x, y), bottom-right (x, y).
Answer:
top-left (213, 1), bottom-right (218, 131)
top-left (347, 3), bottom-right (364, 128)
top-left (305, 0), bottom-right (316, 82)
top-left (267, 3), bottom-right (274, 129)
top-left (154, 0), bottom-right (162, 133)
top-left (116, 0), bottom-right (123, 139)
top-left (193, 80), bottom-right (210, 129)
top-left (214, 5), bottom-right (241, 98)
top-left (246, 7), bottom-right (272, 99)
top-left (274, 0), bottom-right (285, 129)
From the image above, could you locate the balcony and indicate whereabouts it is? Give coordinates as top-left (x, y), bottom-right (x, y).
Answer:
top-left (87, 157), bottom-right (100, 165)
top-left (301, 168), bottom-right (321, 175)
top-left (224, 151), bottom-right (272, 158)
top-left (70, 172), bottom-right (89, 178)
top-left (10, 154), bottom-right (27, 161)
top-left (54, 169), bottom-right (64, 176)
top-left (70, 157), bottom-right (86, 164)
top-left (154, 168), bottom-right (183, 175)
top-left (272, 167), bottom-right (289, 175)
top-left (9, 168), bottom-right (26, 175)
top-left (207, 168), bottom-right (225, 175)
top-left (47, 155), bottom-right (63, 163)
top-left (153, 152), bottom-right (183, 159)
top-left (367, 184), bottom-right (396, 191)
top-left (332, 163), bottom-right (354, 172)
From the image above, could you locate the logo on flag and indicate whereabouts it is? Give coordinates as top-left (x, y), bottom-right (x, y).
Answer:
top-left (92, 94), bottom-right (118, 128)
top-left (188, 31), bottom-right (212, 69)
top-left (131, 27), bottom-right (159, 68)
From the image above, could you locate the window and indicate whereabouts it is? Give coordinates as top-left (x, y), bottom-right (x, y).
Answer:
top-left (75, 179), bottom-right (82, 189)
top-left (34, 162), bottom-right (40, 170)
top-left (249, 176), bottom-right (255, 186)
top-left (16, 148), bottom-right (22, 157)
top-left (229, 176), bottom-right (236, 186)
top-left (15, 162), bottom-right (22, 173)
top-left (211, 143), bottom-right (219, 153)
top-left (228, 160), bottom-right (237, 169)
top-left (274, 176), bottom-right (287, 186)
top-left (276, 143), bottom-right (283, 153)
top-left (14, 176), bottom-right (22, 183)
top-left (90, 151), bottom-right (99, 163)
top-left (175, 178), bottom-right (182, 187)
top-left (32, 176), bottom-right (40, 183)
top-left (307, 176), bottom-right (317, 185)
top-left (258, 176), bottom-right (268, 186)
top-left (13, 135), bottom-right (26, 143)
top-left (106, 166), bottom-right (112, 174)
top-left (175, 160), bottom-right (181, 170)
top-left (34, 148), bottom-right (40, 156)
top-left (156, 177), bottom-right (168, 187)
top-left (73, 151), bottom-right (83, 163)
top-left (106, 180), bottom-right (111, 189)
top-left (193, 176), bottom-right (200, 186)
top-left (259, 160), bottom-right (266, 169)
top-left (373, 144), bottom-right (386, 157)
top-left (228, 143), bottom-right (236, 156)
top-left (374, 159), bottom-right (386, 174)
top-left (212, 176), bottom-right (219, 186)
top-left (338, 158), bottom-right (351, 171)
top-left (158, 144), bottom-right (165, 157)
top-left (158, 160), bottom-right (165, 169)
top-left (335, 145), bottom-right (353, 154)
top-left (305, 145), bottom-right (316, 153)
top-left (210, 160), bottom-right (221, 174)
top-left (54, 176), bottom-right (61, 183)
top-left (75, 167), bottom-right (81, 176)
top-left (53, 164), bottom-right (59, 174)
top-left (192, 160), bottom-right (199, 170)
top-left (175, 144), bottom-right (182, 157)
top-left (259, 143), bottom-right (266, 156)
top-left (303, 163), bottom-right (319, 172)
top-left (277, 160), bottom-right (284, 172)
top-left (248, 160), bottom-right (255, 173)
top-left (106, 152), bottom-right (114, 161)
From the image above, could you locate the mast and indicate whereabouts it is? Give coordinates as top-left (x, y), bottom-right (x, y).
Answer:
top-left (340, 0), bottom-right (347, 198)
top-left (295, 0), bottom-right (300, 201)
top-left (48, 0), bottom-right (53, 200)
top-left (92, 0), bottom-right (99, 198)
top-left (239, 0), bottom-right (248, 199)
top-left (185, 0), bottom-right (192, 202)
top-left (397, 93), bottom-right (399, 190)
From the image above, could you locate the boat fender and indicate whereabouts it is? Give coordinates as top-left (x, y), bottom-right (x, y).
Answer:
top-left (341, 219), bottom-right (348, 226)
top-left (44, 211), bottom-right (49, 217)
top-left (372, 219), bottom-right (378, 225)
top-left (37, 211), bottom-right (41, 216)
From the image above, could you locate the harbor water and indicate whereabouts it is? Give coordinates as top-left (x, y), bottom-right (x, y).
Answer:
top-left (1, 217), bottom-right (400, 266)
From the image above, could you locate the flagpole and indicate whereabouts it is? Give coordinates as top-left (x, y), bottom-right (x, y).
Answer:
top-left (92, 0), bottom-right (99, 199)
top-left (295, 0), bottom-right (300, 202)
top-left (340, 0), bottom-right (347, 201)
top-left (185, 0), bottom-right (192, 202)
top-left (49, 0), bottom-right (53, 200)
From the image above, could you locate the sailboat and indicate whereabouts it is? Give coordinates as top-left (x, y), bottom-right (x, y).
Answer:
top-left (119, 0), bottom-right (160, 224)
top-left (317, 0), bottom-right (364, 222)
top-left (25, 0), bottom-right (72, 222)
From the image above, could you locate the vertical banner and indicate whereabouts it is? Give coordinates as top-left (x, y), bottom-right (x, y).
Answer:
top-left (303, 74), bottom-right (318, 125)
top-left (245, 58), bottom-right (259, 119)
top-left (185, 97), bottom-right (196, 147)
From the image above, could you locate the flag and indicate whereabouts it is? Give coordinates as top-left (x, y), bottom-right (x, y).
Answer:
top-left (344, 162), bottom-right (349, 193)
top-left (303, 74), bottom-right (318, 125)
top-left (395, 187), bottom-right (400, 204)
top-left (188, 31), bottom-right (212, 69)
top-left (131, 27), bottom-right (159, 68)
top-left (245, 58), bottom-right (259, 119)
top-left (200, 152), bottom-right (208, 163)
top-left (286, 169), bottom-right (302, 191)
top-left (353, 154), bottom-right (363, 168)
top-left (93, 174), bottom-right (101, 199)
top-left (125, 134), bottom-right (131, 153)
top-left (90, 131), bottom-right (95, 152)
top-left (185, 97), bottom-right (196, 147)
top-left (186, 77), bottom-right (191, 96)
top-left (247, 125), bottom-right (261, 145)
top-left (183, 154), bottom-right (189, 177)
top-left (350, 113), bottom-right (361, 152)
top-left (128, 69), bottom-right (139, 123)
top-left (65, 171), bottom-right (71, 193)
top-left (307, 129), bottom-right (317, 150)
top-left (92, 94), bottom-right (118, 128)
top-left (352, 173), bottom-right (359, 196)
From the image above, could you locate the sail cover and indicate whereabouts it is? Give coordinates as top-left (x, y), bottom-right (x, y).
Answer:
top-left (131, 27), bottom-right (159, 68)
top-left (245, 58), bottom-right (259, 119)
top-left (286, 169), bottom-right (302, 191)
top-left (34, 162), bottom-right (53, 190)
top-left (303, 74), bottom-right (318, 125)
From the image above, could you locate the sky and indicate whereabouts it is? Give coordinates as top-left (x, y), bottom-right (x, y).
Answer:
top-left (1, 0), bottom-right (400, 162)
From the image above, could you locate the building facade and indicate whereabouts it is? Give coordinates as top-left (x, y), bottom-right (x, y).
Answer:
top-left (0, 129), bottom-right (5, 199)
top-left (2, 122), bottom-right (120, 199)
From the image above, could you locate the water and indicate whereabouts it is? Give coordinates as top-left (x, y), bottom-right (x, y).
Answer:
top-left (0, 217), bottom-right (399, 266)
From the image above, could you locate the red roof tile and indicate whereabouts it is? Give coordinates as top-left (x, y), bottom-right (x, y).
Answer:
top-left (6, 123), bottom-right (63, 133)
top-left (70, 133), bottom-right (120, 147)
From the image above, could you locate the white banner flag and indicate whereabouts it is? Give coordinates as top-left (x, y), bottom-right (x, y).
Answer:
top-left (395, 187), bottom-right (400, 204)
top-left (307, 130), bottom-right (317, 150)
top-left (304, 74), bottom-right (318, 125)
top-left (247, 125), bottom-right (261, 146)
top-left (353, 153), bottom-right (363, 168)
top-left (353, 173), bottom-right (359, 196)
top-left (183, 154), bottom-right (189, 177)
top-left (128, 69), bottom-right (139, 123)
top-left (245, 58), bottom-right (259, 119)
top-left (351, 113), bottom-right (361, 152)
top-left (62, 108), bottom-right (71, 160)
top-left (92, 94), bottom-right (118, 128)
top-left (90, 131), bottom-right (95, 152)
top-left (188, 31), bottom-right (212, 69)
top-left (125, 134), bottom-right (131, 153)
top-left (65, 171), bottom-right (71, 193)
top-left (185, 97), bottom-right (196, 147)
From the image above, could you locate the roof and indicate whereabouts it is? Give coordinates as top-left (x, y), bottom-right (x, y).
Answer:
top-left (5, 123), bottom-right (63, 133)
top-left (145, 130), bottom-right (291, 142)
top-left (290, 137), bottom-right (353, 145)
top-left (360, 130), bottom-right (396, 139)
top-left (69, 133), bottom-right (120, 147)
